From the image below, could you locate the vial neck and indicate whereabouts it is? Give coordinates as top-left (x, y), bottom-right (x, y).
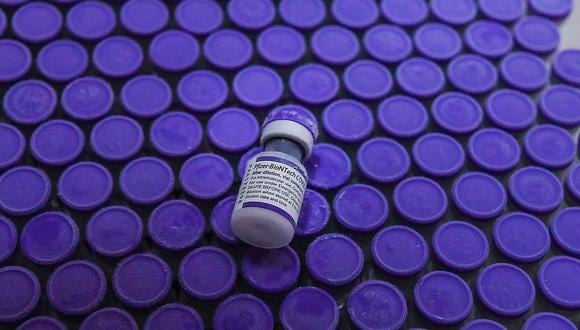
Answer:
top-left (264, 138), bottom-right (304, 161)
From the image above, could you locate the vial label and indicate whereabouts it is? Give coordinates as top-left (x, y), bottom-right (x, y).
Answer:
top-left (235, 152), bottom-right (307, 226)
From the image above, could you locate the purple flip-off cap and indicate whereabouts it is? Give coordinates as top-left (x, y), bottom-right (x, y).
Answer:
top-left (3, 80), bottom-right (56, 125)
top-left (204, 29), bottom-right (253, 70)
top-left (58, 162), bottom-right (113, 211)
top-left (553, 49), bottom-right (580, 87)
top-left (145, 304), bottom-right (203, 330)
top-left (31, 120), bottom-right (84, 166)
top-left (551, 208), bottom-right (580, 257)
top-left (514, 16), bottom-right (560, 54)
top-left (331, 0), bottom-right (378, 29)
top-left (414, 23), bottom-right (462, 61)
top-left (452, 172), bottom-right (506, 220)
top-left (62, 77), bottom-right (113, 121)
top-left (567, 164), bottom-right (580, 201)
top-left (493, 212), bottom-right (549, 263)
top-left (208, 108), bottom-right (258, 152)
top-left (344, 60), bottom-right (392, 100)
top-left (377, 95), bottom-right (428, 138)
top-left (448, 54), bottom-right (497, 95)
top-left (121, 0), bottom-right (168, 36)
top-left (290, 64), bottom-right (340, 105)
top-left (432, 92), bottom-right (483, 135)
top-left (0, 167), bottom-right (50, 216)
top-left (257, 25), bottom-right (305, 66)
top-left (304, 143), bottom-right (351, 190)
top-left (213, 294), bottom-right (273, 330)
top-left (525, 124), bottom-right (575, 169)
top-left (242, 246), bottom-right (300, 292)
top-left (227, 0), bottom-right (275, 31)
top-left (113, 253), bottom-right (172, 308)
top-left (463, 319), bottom-right (507, 330)
top-left (93, 36), bottom-right (143, 78)
top-left (233, 66), bottom-right (283, 108)
top-left (433, 221), bottom-right (489, 271)
top-left (87, 206), bottom-right (143, 258)
top-left (306, 233), bottom-right (363, 286)
top-left (500, 52), bottom-right (548, 92)
top-left (486, 89), bottom-right (537, 131)
top-left (394, 177), bottom-right (448, 224)
top-left (380, 0), bottom-right (428, 27)
top-left (121, 75), bottom-right (172, 118)
top-left (334, 184), bottom-right (388, 232)
top-left (47, 261), bottom-right (106, 315)
top-left (149, 30), bottom-right (199, 72)
top-left (349, 281), bottom-right (407, 330)
top-left (468, 128), bottom-right (520, 173)
top-left (21, 212), bottom-right (79, 265)
top-left (523, 313), bottom-right (576, 330)
top-left (91, 115), bottom-right (144, 161)
top-left (477, 263), bottom-right (535, 316)
top-left (415, 271), bottom-right (472, 325)
top-left (17, 316), bottom-right (66, 330)
top-left (0, 124), bottom-right (25, 169)
top-left (396, 57), bottom-right (445, 98)
top-left (210, 196), bottom-right (238, 244)
top-left (37, 40), bottom-right (88, 82)
top-left (372, 225), bottom-right (428, 276)
top-left (12, 2), bottom-right (62, 43)
top-left (296, 189), bottom-right (330, 237)
top-left (263, 104), bottom-right (319, 141)
top-left (357, 137), bottom-right (410, 183)
top-left (178, 70), bottom-right (228, 113)
top-left (413, 133), bottom-right (465, 178)
top-left (538, 256), bottom-right (580, 309)
top-left (120, 157), bottom-right (175, 205)
top-left (176, 0), bottom-right (223, 35)
top-left (430, 0), bottom-right (477, 26)
top-left (322, 99), bottom-right (373, 143)
top-left (540, 85), bottom-right (580, 126)
top-left (81, 308), bottom-right (138, 330)
top-left (0, 216), bottom-right (16, 264)
top-left (180, 153), bottom-right (233, 200)
top-left (238, 147), bottom-right (262, 178)
top-left (464, 20), bottom-right (513, 59)
top-left (280, 286), bottom-right (339, 330)
top-left (478, 0), bottom-right (524, 23)
top-left (149, 200), bottom-right (205, 251)
top-left (66, 1), bottom-right (115, 41)
top-left (180, 247), bottom-right (236, 300)
top-left (0, 266), bottom-right (40, 323)
top-left (279, 0), bottom-right (325, 30)
top-left (529, 0), bottom-right (573, 20)
top-left (509, 166), bottom-right (563, 213)
top-left (0, 9), bottom-right (5, 36)
top-left (311, 25), bottom-right (359, 66)
top-left (150, 112), bottom-right (203, 157)
top-left (363, 24), bottom-right (413, 64)
top-left (0, 40), bottom-right (31, 82)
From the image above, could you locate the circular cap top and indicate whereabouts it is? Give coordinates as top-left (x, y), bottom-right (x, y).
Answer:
top-left (81, 308), bottom-right (138, 330)
top-left (0, 124), bottom-right (25, 169)
top-left (464, 20), bottom-right (513, 59)
top-left (227, 0), bottom-right (275, 31)
top-left (414, 23), bottom-right (462, 61)
top-left (377, 95), bottom-right (428, 138)
top-left (514, 16), bottom-right (560, 54)
top-left (540, 85), bottom-right (580, 126)
top-left (509, 166), bottom-right (563, 213)
top-left (567, 164), bottom-right (580, 201)
top-left (551, 208), bottom-right (580, 256)
top-left (121, 157), bottom-right (174, 205)
top-left (178, 70), bottom-right (228, 112)
top-left (468, 128), bottom-right (520, 173)
top-left (334, 184), bottom-right (388, 232)
top-left (213, 294), bottom-right (273, 330)
top-left (448, 54), bottom-right (497, 95)
top-left (311, 25), bottom-right (359, 66)
top-left (257, 25), bottom-right (305, 66)
top-left (279, 0), bottom-right (325, 30)
top-left (180, 153), bottom-right (233, 200)
top-left (477, 263), bottom-right (535, 316)
top-left (149, 30), bottom-right (199, 72)
top-left (87, 206), bottom-right (143, 258)
top-left (0, 267), bottom-right (40, 323)
top-left (538, 256), bottom-right (580, 309)
top-left (149, 200), bottom-right (205, 251)
top-left (430, 0), bottom-right (477, 25)
top-left (67, 1), bottom-right (116, 40)
top-left (0, 40), bottom-right (31, 82)
top-left (264, 104), bottom-right (319, 141)
top-left (525, 125), bottom-right (575, 169)
top-left (180, 247), bottom-right (236, 300)
top-left (500, 52), bottom-right (548, 92)
top-left (553, 49), bottom-right (580, 87)
top-left (58, 162), bottom-right (112, 211)
top-left (372, 225), bottom-right (428, 276)
top-left (486, 89), bottom-right (537, 131)
top-left (396, 57), bottom-right (445, 98)
top-left (12, 2), bottom-right (62, 43)
top-left (529, 0), bottom-right (573, 19)
top-left (432, 92), bottom-right (483, 134)
top-left (280, 287), bottom-right (338, 330)
top-left (304, 143), bottom-right (351, 190)
top-left (296, 189), bottom-right (330, 237)
top-left (394, 177), bottom-right (448, 224)
top-left (3, 80), bottom-right (56, 125)
top-left (478, 0), bottom-right (524, 22)
top-left (306, 234), bottom-right (363, 286)
top-left (91, 115), bottom-right (143, 161)
top-left (150, 112), bottom-right (202, 157)
top-left (122, 76), bottom-right (171, 119)
top-left (357, 137), bottom-right (409, 183)
top-left (120, 0), bottom-right (168, 36)
top-left (322, 99), bottom-right (374, 143)
top-left (37, 40), bottom-right (88, 82)
top-left (380, 0), bottom-right (428, 27)
top-left (523, 313), bottom-right (576, 330)
top-left (413, 133), bottom-right (465, 178)
top-left (176, 0), bottom-right (223, 35)
top-left (145, 304), bottom-right (203, 330)
top-left (0, 167), bottom-right (50, 216)
top-left (494, 212), bottom-right (550, 263)
top-left (290, 64), bottom-right (339, 104)
top-left (452, 172), bottom-right (506, 220)
top-left (93, 36), bottom-right (143, 78)
top-left (233, 66), bottom-right (283, 108)
top-left (62, 77), bottom-right (113, 121)
top-left (31, 120), bottom-right (84, 166)
top-left (331, 0), bottom-right (378, 29)
top-left (415, 271), bottom-right (472, 325)
top-left (462, 319), bottom-right (507, 330)
top-left (242, 246), bottom-right (300, 292)
top-left (433, 221), bottom-right (489, 271)
top-left (348, 281), bottom-right (407, 330)
top-left (204, 29), bottom-right (253, 70)
top-left (0, 216), bottom-right (17, 264)
top-left (363, 24), bottom-right (412, 64)
top-left (210, 196), bottom-right (238, 244)
top-left (343, 60), bottom-right (393, 100)
top-left (17, 316), bottom-right (66, 330)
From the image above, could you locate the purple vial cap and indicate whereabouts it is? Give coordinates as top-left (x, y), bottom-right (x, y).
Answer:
top-left (149, 200), bottom-right (205, 251)
top-left (529, 0), bottom-right (573, 19)
top-left (180, 247), bottom-right (236, 300)
top-left (17, 316), bottom-right (66, 330)
top-left (93, 36), bottom-right (143, 78)
top-left (372, 225), bottom-right (428, 276)
top-left (0, 167), bottom-right (50, 216)
top-left (396, 57), bottom-right (445, 98)
top-left (21, 212), bottom-right (79, 265)
top-left (464, 20), bottom-right (513, 59)
top-left (415, 271), bottom-right (473, 325)
top-left (306, 234), bottom-right (363, 286)
top-left (213, 294), bottom-right (273, 330)
top-left (149, 30), bottom-right (199, 72)
top-left (523, 313), bottom-right (576, 330)
top-left (238, 147), bottom-right (261, 178)
top-left (551, 208), bottom-right (580, 257)
top-left (349, 281), bottom-right (407, 330)
top-left (0, 216), bottom-right (17, 264)
top-left (452, 172), bottom-right (506, 220)
top-left (0, 40), bottom-right (31, 82)
top-left (279, 0), bottom-right (326, 30)
top-left (380, 0), bottom-right (428, 27)
top-left (509, 166), bottom-right (563, 213)
top-left (334, 184), bottom-right (388, 232)
top-left (290, 64), bottom-right (340, 105)
top-left (178, 70), bottom-right (228, 113)
top-left (150, 112), bottom-right (203, 157)
top-left (432, 92), bottom-right (483, 135)
top-left (430, 0), bottom-right (477, 25)
top-left (0, 9), bottom-right (5, 36)
top-left (31, 120), bottom-right (84, 166)
top-left (37, 40), bottom-right (88, 82)
top-left (145, 304), bottom-right (203, 330)
top-left (0, 266), bottom-right (40, 323)
top-left (66, 1), bottom-right (115, 41)
top-left (477, 263), bottom-right (535, 316)
top-left (463, 319), bottom-right (506, 330)
top-left (322, 99), bottom-right (374, 143)
top-left (433, 221), bottom-right (489, 271)
top-left (363, 24), bottom-right (413, 64)
top-left (344, 60), bottom-right (393, 100)
top-left (357, 137), bottom-right (409, 183)
top-left (553, 49), bottom-right (580, 87)
top-left (478, 0), bottom-right (524, 23)
top-left (296, 189), bottom-right (330, 237)
top-left (176, 0), bottom-right (223, 35)
top-left (91, 115), bottom-right (144, 161)
top-left (87, 206), bottom-right (143, 258)
top-left (233, 66), bottom-right (283, 108)
top-left (227, 0), bottom-right (274, 31)
top-left (304, 143), bottom-right (351, 190)
top-left (448, 54), bottom-right (497, 95)
top-left (539, 85), bottom-right (580, 126)
top-left (414, 22), bottom-right (462, 61)
top-left (242, 246), bottom-right (300, 292)
top-left (514, 16), bottom-right (560, 54)
top-left (257, 25), bottom-right (305, 66)
top-left (208, 108), bottom-right (258, 152)
top-left (567, 164), bottom-right (580, 201)
top-left (113, 253), bottom-right (172, 308)
top-left (377, 95), bottom-right (428, 138)
top-left (468, 128), bottom-right (520, 173)
top-left (3, 80), bottom-right (56, 125)
top-left (120, 157), bottom-right (174, 205)
top-left (81, 308), bottom-right (138, 330)
top-left (311, 25), bottom-right (359, 66)
top-left (120, 0), bottom-right (168, 36)
top-left (525, 124), bottom-right (575, 169)
top-left (121, 75), bottom-right (172, 118)
top-left (486, 89), bottom-right (537, 131)
top-left (494, 212), bottom-right (550, 263)
top-left (280, 286), bottom-right (339, 330)
top-left (394, 177), bottom-right (448, 224)
top-left (538, 256), bottom-right (580, 309)
top-left (500, 52), bottom-right (548, 92)
top-left (58, 162), bottom-right (112, 211)
top-left (47, 261), bottom-right (106, 315)
top-left (331, 0), bottom-right (378, 29)
top-left (413, 133), bottom-right (465, 178)
top-left (204, 29), bottom-right (253, 70)
top-left (0, 124), bottom-right (25, 169)
top-left (180, 153), bottom-right (233, 200)
top-left (263, 104), bottom-right (319, 141)
top-left (210, 196), bottom-right (239, 244)
top-left (12, 2), bottom-right (62, 43)
top-left (62, 77), bottom-right (113, 121)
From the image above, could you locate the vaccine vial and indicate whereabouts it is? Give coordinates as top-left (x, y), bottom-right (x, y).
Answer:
top-left (232, 105), bottom-right (318, 249)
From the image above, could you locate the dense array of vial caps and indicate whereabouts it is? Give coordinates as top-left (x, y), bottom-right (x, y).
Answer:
top-left (1, 0), bottom-right (580, 329)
